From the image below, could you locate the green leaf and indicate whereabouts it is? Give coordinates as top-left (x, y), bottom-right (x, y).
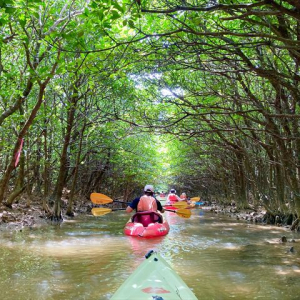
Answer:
top-left (103, 21), bottom-right (112, 29)
top-left (111, 10), bottom-right (121, 20)
top-left (0, 18), bottom-right (6, 26)
top-left (128, 20), bottom-right (135, 29)
top-left (98, 9), bottom-right (104, 21)
top-left (78, 30), bottom-right (84, 37)
top-left (19, 16), bottom-right (26, 28)
top-left (5, 7), bottom-right (16, 13)
top-left (84, 7), bottom-right (90, 16)
top-left (0, 0), bottom-right (13, 8)
top-left (112, 2), bottom-right (124, 13)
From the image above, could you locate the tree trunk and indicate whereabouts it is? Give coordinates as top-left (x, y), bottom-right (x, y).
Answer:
top-left (43, 126), bottom-right (50, 197)
top-left (66, 123), bottom-right (86, 216)
top-left (0, 84), bottom-right (47, 203)
top-left (51, 79), bottom-right (81, 221)
top-left (5, 152), bottom-right (26, 207)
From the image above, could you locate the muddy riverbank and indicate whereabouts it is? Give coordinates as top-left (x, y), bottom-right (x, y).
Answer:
top-left (208, 203), bottom-right (299, 231)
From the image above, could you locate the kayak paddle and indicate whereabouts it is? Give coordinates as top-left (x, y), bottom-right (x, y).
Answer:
top-left (90, 193), bottom-right (187, 209)
top-left (91, 207), bottom-right (191, 218)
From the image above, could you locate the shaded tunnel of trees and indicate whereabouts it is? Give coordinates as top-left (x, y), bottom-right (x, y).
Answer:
top-left (0, 0), bottom-right (299, 228)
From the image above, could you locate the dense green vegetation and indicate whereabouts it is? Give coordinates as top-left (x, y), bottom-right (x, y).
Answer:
top-left (0, 0), bottom-right (299, 226)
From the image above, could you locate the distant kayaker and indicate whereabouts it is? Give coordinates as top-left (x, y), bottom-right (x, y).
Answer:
top-left (166, 189), bottom-right (181, 204)
top-left (126, 185), bottom-right (165, 213)
top-left (180, 192), bottom-right (187, 201)
top-left (180, 192), bottom-right (192, 205)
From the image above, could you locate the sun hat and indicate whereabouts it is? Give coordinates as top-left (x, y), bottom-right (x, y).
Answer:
top-left (144, 185), bottom-right (154, 192)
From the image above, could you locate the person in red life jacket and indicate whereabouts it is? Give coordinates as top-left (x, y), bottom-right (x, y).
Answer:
top-left (126, 185), bottom-right (164, 213)
top-left (166, 189), bottom-right (181, 205)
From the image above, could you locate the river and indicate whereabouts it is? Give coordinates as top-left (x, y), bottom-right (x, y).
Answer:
top-left (0, 209), bottom-right (299, 299)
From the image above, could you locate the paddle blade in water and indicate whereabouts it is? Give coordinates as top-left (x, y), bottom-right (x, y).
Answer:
top-left (90, 193), bottom-right (113, 204)
top-left (91, 207), bottom-right (112, 216)
top-left (190, 197), bottom-right (200, 202)
top-left (176, 208), bottom-right (192, 218)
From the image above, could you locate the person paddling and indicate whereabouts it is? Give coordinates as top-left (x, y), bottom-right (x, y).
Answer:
top-left (180, 192), bottom-right (187, 201)
top-left (126, 185), bottom-right (164, 213)
top-left (160, 191), bottom-right (165, 197)
top-left (166, 189), bottom-right (181, 205)
top-left (180, 192), bottom-right (192, 205)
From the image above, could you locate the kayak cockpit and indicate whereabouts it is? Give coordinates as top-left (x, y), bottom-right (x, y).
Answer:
top-left (124, 212), bottom-right (170, 237)
top-left (131, 211), bottom-right (163, 227)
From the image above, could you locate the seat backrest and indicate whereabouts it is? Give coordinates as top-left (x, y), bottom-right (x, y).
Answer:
top-left (139, 214), bottom-right (152, 227)
top-left (132, 212), bottom-right (163, 227)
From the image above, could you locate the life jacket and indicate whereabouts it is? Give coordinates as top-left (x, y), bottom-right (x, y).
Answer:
top-left (168, 194), bottom-right (178, 202)
top-left (137, 195), bottom-right (157, 212)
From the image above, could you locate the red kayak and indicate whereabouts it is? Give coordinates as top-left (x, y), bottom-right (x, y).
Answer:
top-left (164, 205), bottom-right (179, 210)
top-left (124, 211), bottom-right (170, 238)
top-left (163, 199), bottom-right (177, 210)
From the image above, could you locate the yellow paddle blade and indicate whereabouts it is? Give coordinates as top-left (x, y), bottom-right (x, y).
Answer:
top-left (190, 197), bottom-right (200, 202)
top-left (171, 202), bottom-right (188, 209)
top-left (91, 207), bottom-right (112, 216)
top-left (176, 208), bottom-right (192, 218)
top-left (90, 193), bottom-right (113, 204)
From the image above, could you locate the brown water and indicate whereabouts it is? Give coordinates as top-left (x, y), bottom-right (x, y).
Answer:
top-left (0, 209), bottom-right (299, 300)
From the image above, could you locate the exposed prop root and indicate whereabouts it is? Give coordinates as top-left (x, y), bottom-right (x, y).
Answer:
top-left (290, 218), bottom-right (299, 231)
top-left (66, 211), bottom-right (75, 217)
top-left (48, 216), bottom-right (63, 225)
top-left (45, 211), bottom-right (64, 225)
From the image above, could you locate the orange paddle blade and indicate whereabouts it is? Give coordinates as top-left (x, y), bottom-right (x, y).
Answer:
top-left (90, 193), bottom-right (113, 204)
top-left (176, 208), bottom-right (191, 218)
top-left (91, 208), bottom-right (112, 216)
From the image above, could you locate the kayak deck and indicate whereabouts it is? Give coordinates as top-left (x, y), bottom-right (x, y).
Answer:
top-left (111, 250), bottom-right (198, 300)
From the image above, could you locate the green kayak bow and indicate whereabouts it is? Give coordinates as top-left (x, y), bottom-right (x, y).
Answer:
top-left (111, 250), bottom-right (198, 300)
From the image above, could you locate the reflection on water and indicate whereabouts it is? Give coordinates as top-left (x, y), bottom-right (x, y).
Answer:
top-left (0, 210), bottom-right (299, 299)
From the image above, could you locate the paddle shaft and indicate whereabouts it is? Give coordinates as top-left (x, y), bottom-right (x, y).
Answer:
top-left (113, 200), bottom-right (130, 205)
top-left (110, 207), bottom-right (173, 213)
top-left (92, 206), bottom-right (190, 218)
top-left (92, 207), bottom-right (126, 211)
top-left (113, 208), bottom-right (181, 215)
top-left (164, 209), bottom-right (176, 213)
top-left (93, 206), bottom-right (176, 213)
